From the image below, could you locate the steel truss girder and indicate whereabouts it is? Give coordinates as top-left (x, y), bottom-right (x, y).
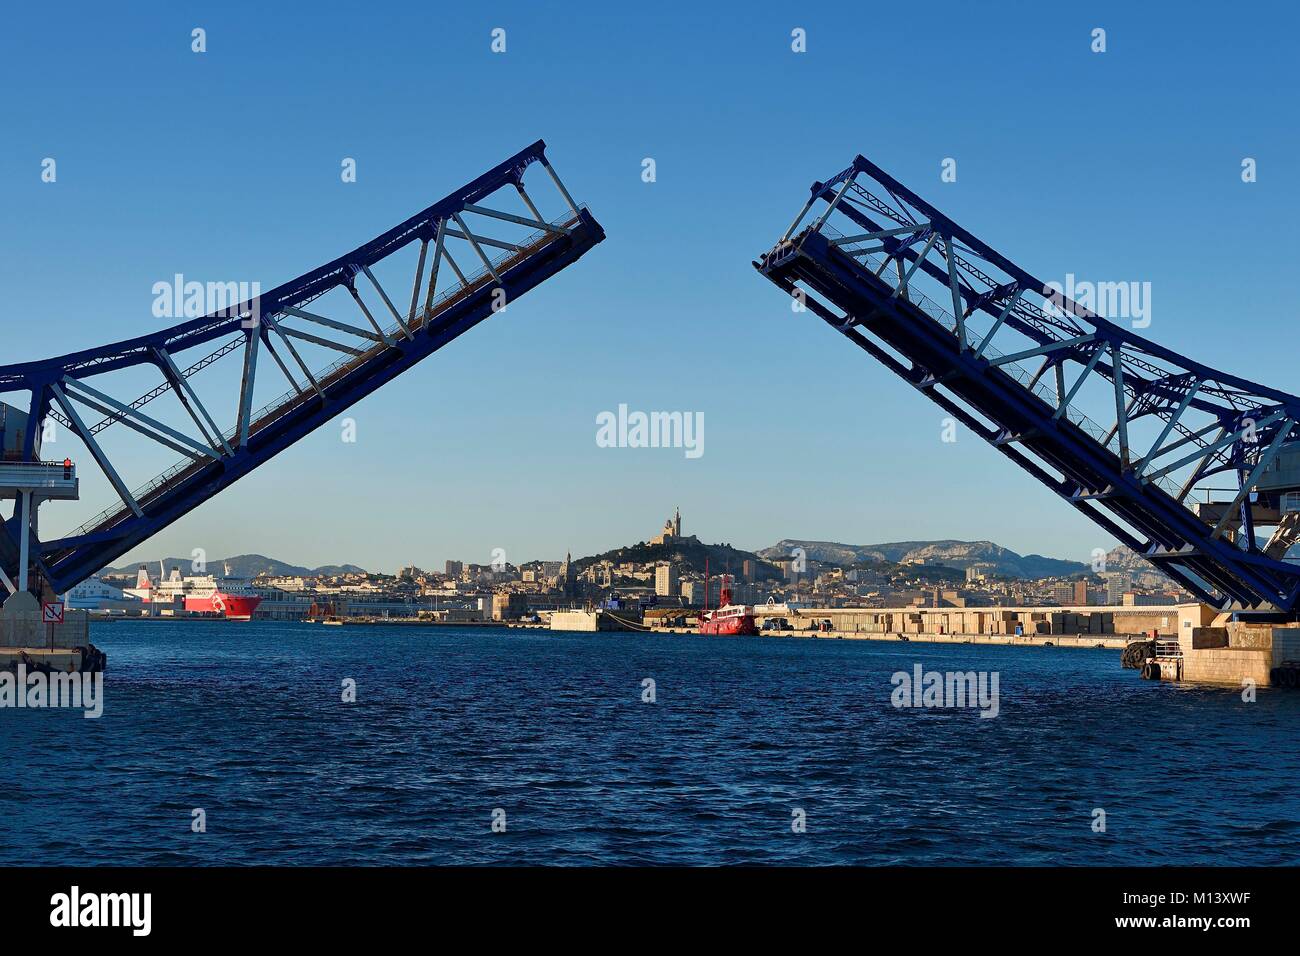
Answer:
top-left (5, 142), bottom-right (603, 595)
top-left (0, 140), bottom-right (561, 388)
top-left (761, 268), bottom-right (1231, 599)
top-left (793, 159), bottom-right (1299, 431)
top-left (41, 208), bottom-right (604, 591)
top-left (758, 218), bottom-right (1300, 611)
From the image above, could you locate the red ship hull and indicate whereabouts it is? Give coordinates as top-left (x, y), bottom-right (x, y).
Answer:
top-left (697, 573), bottom-right (756, 635)
top-left (698, 611), bottom-right (758, 636)
top-left (184, 593), bottom-right (262, 621)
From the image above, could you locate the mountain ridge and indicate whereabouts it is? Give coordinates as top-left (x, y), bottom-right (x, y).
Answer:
top-left (757, 538), bottom-right (1091, 579)
top-left (101, 553), bottom-right (367, 578)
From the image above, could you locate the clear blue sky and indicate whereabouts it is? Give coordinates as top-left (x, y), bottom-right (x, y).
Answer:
top-left (1, 1), bottom-right (1296, 572)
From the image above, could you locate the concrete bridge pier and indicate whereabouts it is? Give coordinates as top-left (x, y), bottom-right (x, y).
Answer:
top-left (1177, 604), bottom-right (1300, 687)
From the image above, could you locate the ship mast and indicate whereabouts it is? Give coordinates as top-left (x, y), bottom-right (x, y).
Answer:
top-left (704, 558), bottom-right (709, 614)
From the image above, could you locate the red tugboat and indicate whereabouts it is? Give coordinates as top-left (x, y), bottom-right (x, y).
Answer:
top-left (697, 571), bottom-right (757, 636)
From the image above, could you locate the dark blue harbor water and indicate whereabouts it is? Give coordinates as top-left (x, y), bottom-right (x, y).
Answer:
top-left (3, 621), bottom-right (1297, 865)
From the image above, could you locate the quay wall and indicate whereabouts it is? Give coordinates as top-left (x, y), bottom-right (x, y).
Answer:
top-left (647, 626), bottom-right (1126, 649)
top-left (751, 603), bottom-right (1181, 639)
top-left (550, 610), bottom-right (640, 632)
top-left (1182, 621), bottom-right (1300, 686)
top-left (0, 592), bottom-right (89, 649)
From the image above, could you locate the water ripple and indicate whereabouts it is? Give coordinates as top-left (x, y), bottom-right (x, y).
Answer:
top-left (2, 621), bottom-right (1298, 865)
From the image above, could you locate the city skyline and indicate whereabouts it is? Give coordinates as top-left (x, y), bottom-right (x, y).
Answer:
top-left (4, 1), bottom-right (1296, 573)
top-left (94, 520), bottom-right (1109, 579)
top-left (95, 504), bottom-right (1148, 584)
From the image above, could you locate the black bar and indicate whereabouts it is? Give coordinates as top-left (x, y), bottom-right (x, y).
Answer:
top-left (0, 866), bottom-right (1284, 942)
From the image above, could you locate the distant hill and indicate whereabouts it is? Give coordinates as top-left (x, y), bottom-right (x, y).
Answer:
top-left (757, 539), bottom-right (1089, 579)
top-left (574, 536), bottom-right (780, 580)
top-left (1100, 546), bottom-right (1144, 572)
top-left (1101, 545), bottom-right (1180, 582)
top-left (100, 553), bottom-right (368, 578)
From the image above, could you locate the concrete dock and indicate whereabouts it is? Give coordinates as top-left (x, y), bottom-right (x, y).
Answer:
top-left (543, 600), bottom-right (1300, 688)
top-left (644, 625), bottom-right (1126, 649)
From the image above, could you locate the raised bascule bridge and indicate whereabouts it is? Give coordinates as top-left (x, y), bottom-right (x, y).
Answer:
top-left (0, 141), bottom-right (603, 666)
top-left (755, 155), bottom-right (1300, 686)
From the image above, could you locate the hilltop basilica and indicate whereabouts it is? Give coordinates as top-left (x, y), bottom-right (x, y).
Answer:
top-left (650, 508), bottom-right (683, 546)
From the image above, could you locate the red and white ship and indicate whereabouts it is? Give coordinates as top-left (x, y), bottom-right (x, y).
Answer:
top-left (124, 564), bottom-right (262, 621)
top-left (698, 574), bottom-right (757, 636)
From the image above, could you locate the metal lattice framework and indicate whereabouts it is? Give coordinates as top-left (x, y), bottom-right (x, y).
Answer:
top-left (1, 140), bottom-right (603, 595)
top-left (756, 154), bottom-right (1300, 613)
